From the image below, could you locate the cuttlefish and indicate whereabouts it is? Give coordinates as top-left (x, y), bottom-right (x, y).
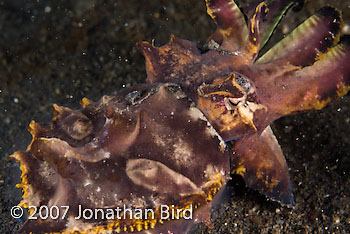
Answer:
top-left (11, 0), bottom-right (349, 233)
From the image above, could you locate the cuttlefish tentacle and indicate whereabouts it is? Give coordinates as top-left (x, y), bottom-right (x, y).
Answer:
top-left (253, 0), bottom-right (301, 50)
top-left (241, 2), bottom-right (268, 64)
top-left (255, 36), bottom-right (350, 118)
top-left (205, 0), bottom-right (301, 54)
top-left (256, 7), bottom-right (343, 66)
top-left (205, 0), bottom-right (248, 51)
top-left (232, 126), bottom-right (294, 205)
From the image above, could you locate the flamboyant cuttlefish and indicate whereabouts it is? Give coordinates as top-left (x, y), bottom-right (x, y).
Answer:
top-left (11, 0), bottom-right (350, 233)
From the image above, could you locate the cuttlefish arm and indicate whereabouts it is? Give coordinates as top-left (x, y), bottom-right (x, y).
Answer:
top-left (256, 7), bottom-right (343, 66)
top-left (205, 0), bottom-right (248, 51)
top-left (234, 6), bottom-right (349, 205)
top-left (252, 0), bottom-right (302, 50)
top-left (206, 0), bottom-right (301, 62)
top-left (232, 126), bottom-right (294, 205)
top-left (254, 36), bottom-right (350, 118)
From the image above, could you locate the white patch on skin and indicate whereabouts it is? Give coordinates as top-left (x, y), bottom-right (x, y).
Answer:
top-left (204, 164), bottom-right (216, 179)
top-left (187, 106), bottom-right (226, 152)
top-left (153, 133), bottom-right (167, 148)
top-left (241, 101), bottom-right (266, 126)
top-left (83, 179), bottom-right (92, 187)
top-left (188, 105), bottom-right (208, 122)
top-left (126, 158), bottom-right (200, 196)
top-left (40, 137), bottom-right (113, 163)
top-left (87, 193), bottom-right (106, 207)
top-left (65, 216), bottom-right (94, 232)
top-left (173, 139), bottom-right (193, 166)
top-left (227, 96), bottom-right (267, 130)
top-left (129, 193), bottom-right (147, 208)
top-left (150, 120), bottom-right (192, 167)
top-left (153, 131), bottom-right (194, 167)
top-left (247, 101), bottom-right (266, 112)
top-left (237, 103), bottom-right (254, 126)
top-left (38, 161), bottom-right (57, 184)
top-left (103, 151), bottom-right (111, 159)
top-left (203, 164), bottom-right (226, 182)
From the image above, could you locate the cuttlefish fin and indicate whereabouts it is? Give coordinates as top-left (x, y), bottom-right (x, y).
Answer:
top-left (256, 7), bottom-right (342, 66)
top-left (205, 0), bottom-right (248, 51)
top-left (137, 35), bottom-right (200, 84)
top-left (232, 126), bottom-right (294, 206)
top-left (260, 36), bottom-right (350, 117)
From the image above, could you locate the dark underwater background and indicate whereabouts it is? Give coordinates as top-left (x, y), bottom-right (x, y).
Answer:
top-left (0, 0), bottom-right (349, 233)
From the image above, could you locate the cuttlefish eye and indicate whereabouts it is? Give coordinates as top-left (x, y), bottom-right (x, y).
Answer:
top-left (234, 73), bottom-right (255, 95)
top-left (225, 96), bottom-right (243, 110)
top-left (198, 72), bottom-right (255, 107)
top-left (198, 73), bottom-right (241, 97)
top-left (196, 72), bottom-right (266, 138)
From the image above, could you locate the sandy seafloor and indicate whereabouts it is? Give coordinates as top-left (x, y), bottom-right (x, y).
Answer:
top-left (0, 0), bottom-right (350, 233)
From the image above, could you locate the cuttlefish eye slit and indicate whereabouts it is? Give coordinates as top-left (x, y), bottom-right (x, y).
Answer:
top-left (10, 0), bottom-right (350, 233)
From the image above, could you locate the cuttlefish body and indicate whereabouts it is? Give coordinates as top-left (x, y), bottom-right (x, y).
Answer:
top-left (11, 0), bottom-right (350, 233)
